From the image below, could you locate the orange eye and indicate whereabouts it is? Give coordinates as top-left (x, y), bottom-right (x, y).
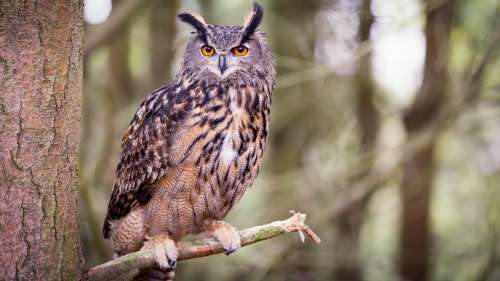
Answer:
top-left (231, 46), bottom-right (249, 57)
top-left (201, 45), bottom-right (215, 57)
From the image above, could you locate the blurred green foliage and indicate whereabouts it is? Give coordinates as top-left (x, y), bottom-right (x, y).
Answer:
top-left (81, 0), bottom-right (500, 280)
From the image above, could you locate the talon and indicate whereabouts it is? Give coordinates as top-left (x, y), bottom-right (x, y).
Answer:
top-left (141, 234), bottom-right (178, 270)
top-left (223, 243), bottom-right (240, 256)
top-left (224, 244), bottom-right (238, 256)
top-left (205, 220), bottom-right (241, 256)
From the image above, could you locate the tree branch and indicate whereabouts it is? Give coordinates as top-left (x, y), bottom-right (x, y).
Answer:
top-left (84, 0), bottom-right (145, 56)
top-left (85, 212), bottom-right (320, 281)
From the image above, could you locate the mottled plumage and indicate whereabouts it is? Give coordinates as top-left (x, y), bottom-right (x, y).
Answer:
top-left (103, 3), bottom-right (274, 281)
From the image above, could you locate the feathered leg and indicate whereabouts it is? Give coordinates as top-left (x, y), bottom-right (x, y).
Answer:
top-left (204, 220), bottom-right (241, 255)
top-left (133, 233), bottom-right (178, 281)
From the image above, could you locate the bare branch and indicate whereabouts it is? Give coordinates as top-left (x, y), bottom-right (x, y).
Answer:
top-left (85, 212), bottom-right (320, 281)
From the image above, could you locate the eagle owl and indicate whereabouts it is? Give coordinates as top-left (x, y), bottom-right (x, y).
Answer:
top-left (103, 3), bottom-right (275, 280)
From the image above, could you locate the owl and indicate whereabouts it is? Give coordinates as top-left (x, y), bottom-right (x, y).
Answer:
top-left (102, 2), bottom-right (275, 281)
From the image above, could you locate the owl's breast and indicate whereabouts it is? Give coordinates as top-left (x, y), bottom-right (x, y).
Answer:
top-left (140, 83), bottom-right (271, 237)
top-left (188, 85), bottom-right (270, 218)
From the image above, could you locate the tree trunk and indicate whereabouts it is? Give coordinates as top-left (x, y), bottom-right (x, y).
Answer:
top-left (333, 1), bottom-right (377, 280)
top-left (82, 16), bottom-right (136, 263)
top-left (0, 1), bottom-right (84, 281)
top-left (267, 0), bottom-right (323, 174)
top-left (108, 15), bottom-right (134, 105)
top-left (399, 2), bottom-right (453, 281)
top-left (149, 0), bottom-right (179, 90)
top-left (266, 2), bottom-right (324, 281)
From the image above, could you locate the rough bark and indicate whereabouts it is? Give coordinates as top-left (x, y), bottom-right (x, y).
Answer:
top-left (399, 2), bottom-right (453, 281)
top-left (333, 2), bottom-right (377, 281)
top-left (0, 1), bottom-right (84, 281)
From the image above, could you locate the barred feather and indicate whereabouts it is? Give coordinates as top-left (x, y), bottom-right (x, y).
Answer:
top-left (103, 5), bottom-right (275, 281)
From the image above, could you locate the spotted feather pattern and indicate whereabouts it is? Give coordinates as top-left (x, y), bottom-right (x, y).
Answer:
top-left (103, 64), bottom-right (274, 238)
top-left (103, 4), bottom-right (275, 246)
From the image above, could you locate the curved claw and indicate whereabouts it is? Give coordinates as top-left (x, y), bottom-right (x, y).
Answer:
top-left (204, 220), bottom-right (241, 256)
top-left (142, 234), bottom-right (178, 270)
top-left (224, 243), bottom-right (239, 256)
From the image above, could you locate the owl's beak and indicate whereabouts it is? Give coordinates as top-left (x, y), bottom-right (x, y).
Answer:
top-left (218, 55), bottom-right (228, 74)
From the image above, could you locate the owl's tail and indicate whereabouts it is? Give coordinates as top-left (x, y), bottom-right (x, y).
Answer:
top-left (133, 266), bottom-right (176, 281)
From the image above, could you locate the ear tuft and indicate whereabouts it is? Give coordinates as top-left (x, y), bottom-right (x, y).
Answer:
top-left (241, 2), bottom-right (264, 43)
top-left (178, 12), bottom-right (208, 43)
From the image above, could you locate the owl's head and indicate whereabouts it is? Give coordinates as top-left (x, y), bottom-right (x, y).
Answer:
top-left (178, 2), bottom-right (273, 82)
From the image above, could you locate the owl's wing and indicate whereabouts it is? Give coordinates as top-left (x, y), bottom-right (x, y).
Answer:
top-left (103, 83), bottom-right (193, 238)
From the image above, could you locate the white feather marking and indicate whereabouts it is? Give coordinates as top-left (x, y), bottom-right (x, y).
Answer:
top-left (220, 88), bottom-right (244, 167)
top-left (221, 133), bottom-right (237, 167)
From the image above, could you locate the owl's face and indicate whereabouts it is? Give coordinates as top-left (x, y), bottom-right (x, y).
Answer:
top-left (183, 26), bottom-right (268, 79)
top-left (178, 3), bottom-right (273, 82)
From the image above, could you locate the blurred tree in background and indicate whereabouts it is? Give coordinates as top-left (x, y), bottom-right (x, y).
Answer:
top-left (81, 0), bottom-right (500, 280)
